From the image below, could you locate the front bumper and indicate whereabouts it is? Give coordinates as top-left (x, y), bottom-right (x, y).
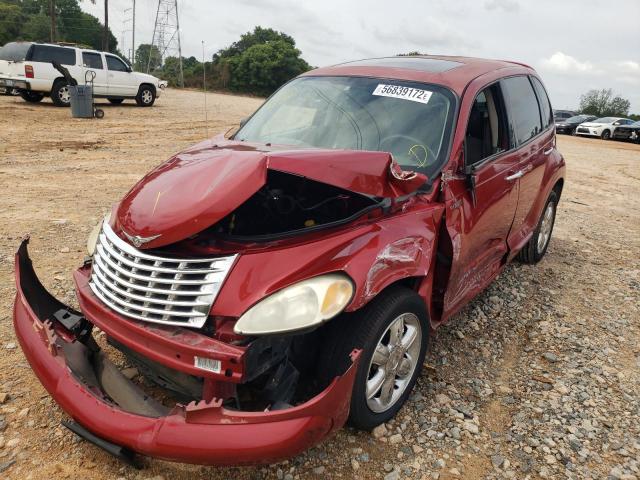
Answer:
top-left (13, 238), bottom-right (360, 465)
top-left (0, 77), bottom-right (29, 89)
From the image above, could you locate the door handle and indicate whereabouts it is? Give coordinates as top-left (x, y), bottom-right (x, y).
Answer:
top-left (505, 170), bottom-right (524, 181)
top-left (543, 147), bottom-right (553, 155)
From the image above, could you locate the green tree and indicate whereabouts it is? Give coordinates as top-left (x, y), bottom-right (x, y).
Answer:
top-left (579, 89), bottom-right (631, 117)
top-left (227, 38), bottom-right (310, 96)
top-left (214, 26), bottom-right (296, 61)
top-left (134, 43), bottom-right (160, 72)
top-left (0, 3), bottom-right (25, 45)
top-left (0, 0), bottom-right (117, 52)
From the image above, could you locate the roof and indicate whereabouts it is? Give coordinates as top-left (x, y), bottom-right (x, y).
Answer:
top-left (302, 55), bottom-right (535, 96)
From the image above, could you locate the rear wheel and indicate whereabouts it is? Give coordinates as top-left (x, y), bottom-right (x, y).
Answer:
top-left (518, 190), bottom-right (558, 264)
top-left (108, 98), bottom-right (124, 104)
top-left (317, 286), bottom-right (429, 430)
top-left (50, 80), bottom-right (71, 107)
top-left (135, 85), bottom-right (155, 107)
top-left (20, 91), bottom-right (44, 103)
top-left (601, 129), bottom-right (611, 140)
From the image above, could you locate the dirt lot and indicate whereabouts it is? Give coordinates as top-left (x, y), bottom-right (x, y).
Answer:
top-left (0, 90), bottom-right (638, 480)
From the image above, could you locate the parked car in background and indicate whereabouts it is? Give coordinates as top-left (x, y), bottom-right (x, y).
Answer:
top-left (0, 41), bottom-right (161, 106)
top-left (14, 55), bottom-right (565, 466)
top-left (555, 114), bottom-right (596, 135)
top-left (575, 117), bottom-right (634, 139)
top-left (612, 120), bottom-right (640, 142)
top-left (553, 109), bottom-right (577, 122)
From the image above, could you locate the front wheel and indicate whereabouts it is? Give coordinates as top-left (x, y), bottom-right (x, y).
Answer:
top-left (601, 129), bottom-right (611, 140)
top-left (20, 91), bottom-right (44, 103)
top-left (317, 286), bottom-right (429, 430)
top-left (135, 85), bottom-right (155, 106)
top-left (518, 190), bottom-right (558, 264)
top-left (50, 80), bottom-right (71, 107)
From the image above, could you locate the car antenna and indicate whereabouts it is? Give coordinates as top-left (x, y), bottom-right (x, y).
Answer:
top-left (202, 40), bottom-right (209, 139)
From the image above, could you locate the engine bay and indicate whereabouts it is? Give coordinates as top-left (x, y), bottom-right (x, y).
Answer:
top-left (209, 170), bottom-right (377, 238)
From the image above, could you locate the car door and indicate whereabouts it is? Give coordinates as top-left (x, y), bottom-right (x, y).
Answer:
top-left (105, 54), bottom-right (136, 97)
top-left (502, 76), bottom-right (553, 252)
top-left (81, 51), bottom-right (108, 95)
top-left (440, 81), bottom-right (520, 318)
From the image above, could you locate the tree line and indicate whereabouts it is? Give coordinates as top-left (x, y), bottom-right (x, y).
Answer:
top-left (578, 89), bottom-right (637, 120)
top-left (0, 0), bottom-right (118, 53)
top-left (135, 26), bottom-right (312, 97)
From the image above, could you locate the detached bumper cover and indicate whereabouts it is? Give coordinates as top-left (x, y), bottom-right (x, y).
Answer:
top-left (13, 238), bottom-right (360, 465)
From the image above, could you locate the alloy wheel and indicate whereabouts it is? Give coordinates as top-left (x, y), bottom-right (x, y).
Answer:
top-left (537, 201), bottom-right (555, 254)
top-left (142, 90), bottom-right (153, 104)
top-left (366, 312), bottom-right (422, 413)
top-left (59, 86), bottom-right (70, 104)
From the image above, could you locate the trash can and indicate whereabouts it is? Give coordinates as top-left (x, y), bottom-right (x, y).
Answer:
top-left (69, 85), bottom-right (93, 118)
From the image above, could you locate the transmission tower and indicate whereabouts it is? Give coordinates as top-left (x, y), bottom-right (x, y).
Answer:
top-left (148, 0), bottom-right (184, 87)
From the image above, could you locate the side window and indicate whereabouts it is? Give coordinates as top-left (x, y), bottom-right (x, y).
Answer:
top-left (530, 77), bottom-right (552, 129)
top-left (106, 55), bottom-right (128, 72)
top-left (82, 52), bottom-right (103, 69)
top-left (501, 76), bottom-right (543, 146)
top-left (31, 45), bottom-right (75, 66)
top-left (465, 84), bottom-right (509, 167)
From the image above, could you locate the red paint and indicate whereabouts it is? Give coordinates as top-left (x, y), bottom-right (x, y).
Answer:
top-left (14, 55), bottom-right (565, 465)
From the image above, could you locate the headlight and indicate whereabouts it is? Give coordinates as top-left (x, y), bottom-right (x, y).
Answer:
top-left (233, 273), bottom-right (354, 335)
top-left (87, 213), bottom-right (109, 256)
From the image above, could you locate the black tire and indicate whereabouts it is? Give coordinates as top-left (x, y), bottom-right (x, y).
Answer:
top-left (94, 108), bottom-right (104, 119)
top-left (108, 98), bottom-right (124, 104)
top-left (135, 85), bottom-right (156, 107)
top-left (317, 286), bottom-right (429, 430)
top-left (518, 190), bottom-right (558, 264)
top-left (601, 129), bottom-right (611, 140)
top-left (50, 80), bottom-right (71, 107)
top-left (570, 128), bottom-right (577, 136)
top-left (20, 91), bottom-right (44, 103)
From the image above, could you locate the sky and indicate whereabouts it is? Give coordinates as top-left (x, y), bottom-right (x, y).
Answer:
top-left (81, 0), bottom-right (640, 112)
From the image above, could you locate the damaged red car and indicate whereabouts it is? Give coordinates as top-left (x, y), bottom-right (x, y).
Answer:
top-left (13, 55), bottom-right (565, 466)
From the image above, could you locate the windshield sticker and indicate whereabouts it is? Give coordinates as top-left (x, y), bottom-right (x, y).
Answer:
top-left (372, 84), bottom-right (432, 104)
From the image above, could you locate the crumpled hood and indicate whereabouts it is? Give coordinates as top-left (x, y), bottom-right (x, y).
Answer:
top-left (114, 137), bottom-right (427, 249)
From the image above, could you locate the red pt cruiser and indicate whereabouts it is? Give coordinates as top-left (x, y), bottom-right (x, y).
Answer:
top-left (13, 55), bottom-right (565, 466)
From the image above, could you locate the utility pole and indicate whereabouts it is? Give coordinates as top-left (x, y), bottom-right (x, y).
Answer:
top-left (132, 0), bottom-right (136, 65)
top-left (49, 0), bottom-right (56, 43)
top-left (103, 0), bottom-right (109, 51)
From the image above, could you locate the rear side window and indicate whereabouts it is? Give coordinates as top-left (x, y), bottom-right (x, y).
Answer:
top-left (501, 76), bottom-right (543, 146)
top-left (465, 83), bottom-right (510, 166)
top-left (530, 77), bottom-right (552, 129)
top-left (106, 55), bottom-right (128, 72)
top-left (30, 45), bottom-right (76, 66)
top-left (82, 52), bottom-right (103, 69)
top-left (0, 42), bottom-right (32, 61)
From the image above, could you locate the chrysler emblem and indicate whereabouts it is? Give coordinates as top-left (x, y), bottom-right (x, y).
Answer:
top-left (122, 231), bottom-right (161, 248)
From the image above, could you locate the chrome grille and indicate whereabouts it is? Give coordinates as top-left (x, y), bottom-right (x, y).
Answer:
top-left (89, 221), bottom-right (236, 328)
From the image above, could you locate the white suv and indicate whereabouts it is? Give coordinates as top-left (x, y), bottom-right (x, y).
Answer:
top-left (0, 42), bottom-right (161, 107)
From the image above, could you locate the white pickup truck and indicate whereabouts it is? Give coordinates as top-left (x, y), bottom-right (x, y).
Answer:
top-left (0, 42), bottom-right (162, 107)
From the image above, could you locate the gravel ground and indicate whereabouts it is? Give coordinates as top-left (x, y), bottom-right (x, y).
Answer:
top-left (0, 90), bottom-right (638, 480)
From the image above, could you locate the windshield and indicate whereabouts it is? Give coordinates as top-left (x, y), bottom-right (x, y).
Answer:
top-left (566, 115), bottom-right (591, 122)
top-left (0, 42), bottom-right (32, 61)
top-left (235, 76), bottom-right (457, 176)
top-left (593, 117), bottom-right (616, 123)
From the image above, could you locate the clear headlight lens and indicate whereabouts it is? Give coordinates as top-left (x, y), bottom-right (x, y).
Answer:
top-left (233, 273), bottom-right (354, 336)
top-left (87, 213), bottom-right (109, 256)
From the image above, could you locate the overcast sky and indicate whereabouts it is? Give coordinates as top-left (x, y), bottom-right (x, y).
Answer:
top-left (81, 0), bottom-right (640, 112)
